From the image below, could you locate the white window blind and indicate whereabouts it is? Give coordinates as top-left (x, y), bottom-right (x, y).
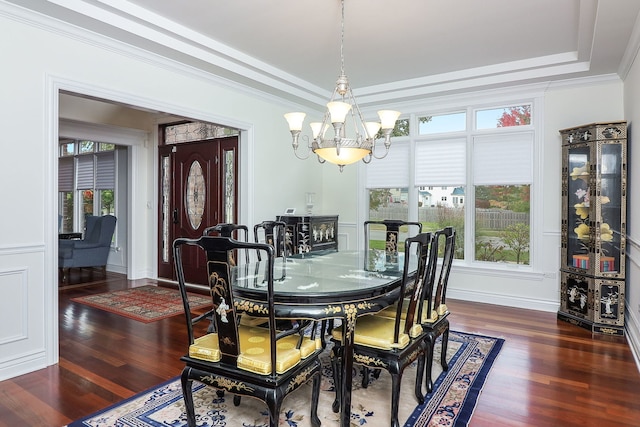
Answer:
top-left (58, 157), bottom-right (74, 191)
top-left (415, 138), bottom-right (466, 186)
top-left (366, 141), bottom-right (409, 188)
top-left (96, 151), bottom-right (115, 189)
top-left (473, 132), bottom-right (533, 185)
top-left (76, 155), bottom-right (95, 189)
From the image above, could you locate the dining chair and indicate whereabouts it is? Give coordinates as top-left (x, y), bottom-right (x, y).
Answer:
top-left (329, 232), bottom-right (436, 427)
top-left (203, 223), bottom-right (250, 264)
top-left (421, 226), bottom-right (456, 392)
top-left (254, 220), bottom-right (288, 260)
top-left (364, 219), bottom-right (423, 264)
top-left (173, 235), bottom-right (323, 427)
top-left (374, 226), bottom-right (455, 393)
top-left (357, 219), bottom-right (423, 378)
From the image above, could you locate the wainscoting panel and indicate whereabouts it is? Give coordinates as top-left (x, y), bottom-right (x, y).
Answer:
top-left (0, 267), bottom-right (28, 345)
top-left (0, 245), bottom-right (48, 381)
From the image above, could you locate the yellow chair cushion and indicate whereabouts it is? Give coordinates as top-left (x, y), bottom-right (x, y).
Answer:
top-left (377, 300), bottom-right (442, 323)
top-left (189, 326), bottom-right (303, 375)
top-left (331, 315), bottom-right (412, 350)
top-left (237, 326), bottom-right (302, 375)
top-left (436, 304), bottom-right (448, 316)
top-left (279, 334), bottom-right (322, 359)
top-left (189, 333), bottom-right (221, 362)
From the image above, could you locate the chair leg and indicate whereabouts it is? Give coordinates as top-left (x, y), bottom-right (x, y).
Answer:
top-left (267, 398), bottom-right (283, 427)
top-left (415, 352), bottom-right (426, 404)
top-left (320, 319), bottom-right (329, 348)
top-left (180, 368), bottom-right (197, 427)
top-left (330, 344), bottom-right (342, 413)
top-left (425, 336), bottom-right (435, 393)
top-left (390, 372), bottom-right (402, 427)
top-left (361, 366), bottom-right (370, 388)
top-left (310, 372), bottom-right (322, 427)
top-left (59, 267), bottom-right (69, 284)
top-left (441, 327), bottom-right (450, 371)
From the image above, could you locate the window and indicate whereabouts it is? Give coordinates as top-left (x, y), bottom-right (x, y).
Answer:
top-left (414, 136), bottom-right (466, 259)
top-left (58, 140), bottom-right (117, 236)
top-left (476, 104), bottom-right (531, 129)
top-left (473, 132), bottom-right (532, 264)
top-left (366, 101), bottom-right (536, 267)
top-left (418, 111), bottom-right (466, 134)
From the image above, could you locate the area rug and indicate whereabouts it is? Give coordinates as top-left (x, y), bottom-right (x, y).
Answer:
top-left (67, 331), bottom-right (503, 426)
top-left (70, 285), bottom-right (211, 323)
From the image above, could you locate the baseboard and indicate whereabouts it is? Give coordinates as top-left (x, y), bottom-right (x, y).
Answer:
top-left (625, 308), bottom-right (640, 373)
top-left (0, 349), bottom-right (47, 382)
top-left (448, 288), bottom-right (558, 313)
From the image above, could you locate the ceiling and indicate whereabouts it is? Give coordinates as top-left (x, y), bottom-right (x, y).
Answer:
top-left (7, 0), bottom-right (640, 109)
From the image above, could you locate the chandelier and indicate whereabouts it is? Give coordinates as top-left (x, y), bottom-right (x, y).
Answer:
top-left (284, 0), bottom-right (400, 172)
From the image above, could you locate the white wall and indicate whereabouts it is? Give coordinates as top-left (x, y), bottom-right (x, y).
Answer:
top-left (0, 6), bottom-right (318, 380)
top-left (623, 56), bottom-right (640, 363)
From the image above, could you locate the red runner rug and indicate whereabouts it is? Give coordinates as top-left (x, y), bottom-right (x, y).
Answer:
top-left (71, 285), bottom-right (210, 323)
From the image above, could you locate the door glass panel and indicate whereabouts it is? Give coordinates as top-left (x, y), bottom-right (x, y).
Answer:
top-left (186, 160), bottom-right (206, 230)
top-left (223, 149), bottom-right (235, 224)
top-left (161, 155), bottom-right (171, 263)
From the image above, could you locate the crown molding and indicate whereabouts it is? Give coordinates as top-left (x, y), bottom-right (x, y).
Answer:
top-left (618, 6), bottom-right (640, 80)
top-left (0, 0), bottom-right (628, 111)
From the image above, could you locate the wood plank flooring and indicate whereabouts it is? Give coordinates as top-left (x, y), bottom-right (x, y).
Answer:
top-left (1, 272), bottom-right (639, 426)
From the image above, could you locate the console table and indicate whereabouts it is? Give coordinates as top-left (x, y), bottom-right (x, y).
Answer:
top-left (276, 214), bottom-right (338, 254)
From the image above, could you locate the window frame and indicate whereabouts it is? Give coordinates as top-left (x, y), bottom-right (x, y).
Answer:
top-left (363, 97), bottom-right (542, 274)
top-left (58, 140), bottom-right (118, 245)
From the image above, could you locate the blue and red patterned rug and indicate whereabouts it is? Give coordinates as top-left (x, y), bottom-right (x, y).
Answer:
top-left (67, 331), bottom-right (503, 426)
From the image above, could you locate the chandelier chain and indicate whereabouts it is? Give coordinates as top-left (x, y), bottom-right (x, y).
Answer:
top-left (340, 0), bottom-right (345, 77)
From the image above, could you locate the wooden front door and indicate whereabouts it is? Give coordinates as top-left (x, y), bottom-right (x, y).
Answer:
top-left (158, 136), bottom-right (238, 283)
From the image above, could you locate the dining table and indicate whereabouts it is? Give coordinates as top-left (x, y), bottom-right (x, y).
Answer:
top-left (231, 248), bottom-right (416, 427)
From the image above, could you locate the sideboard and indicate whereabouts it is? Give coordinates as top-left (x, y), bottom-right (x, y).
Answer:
top-left (276, 214), bottom-right (339, 254)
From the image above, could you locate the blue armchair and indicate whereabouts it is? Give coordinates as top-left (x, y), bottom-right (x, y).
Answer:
top-left (59, 215), bottom-right (117, 282)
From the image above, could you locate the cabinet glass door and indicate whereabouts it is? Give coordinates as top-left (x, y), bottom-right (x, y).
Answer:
top-left (596, 142), bottom-right (622, 274)
top-left (566, 145), bottom-right (590, 271)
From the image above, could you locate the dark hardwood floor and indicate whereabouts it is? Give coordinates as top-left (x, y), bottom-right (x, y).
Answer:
top-left (1, 271), bottom-right (639, 426)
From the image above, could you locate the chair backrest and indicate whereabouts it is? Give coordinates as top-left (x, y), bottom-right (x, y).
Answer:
top-left (393, 232), bottom-right (436, 341)
top-left (203, 223), bottom-right (250, 263)
top-left (84, 215), bottom-right (117, 246)
top-left (254, 220), bottom-right (287, 260)
top-left (203, 223), bottom-right (249, 240)
top-left (174, 236), bottom-right (279, 372)
top-left (364, 219), bottom-right (423, 262)
top-left (433, 226), bottom-right (455, 310)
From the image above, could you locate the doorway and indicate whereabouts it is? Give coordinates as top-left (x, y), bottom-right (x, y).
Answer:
top-left (157, 133), bottom-right (239, 283)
